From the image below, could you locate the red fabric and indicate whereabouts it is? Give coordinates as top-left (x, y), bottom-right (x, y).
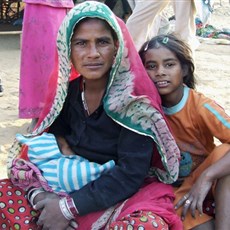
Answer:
top-left (0, 179), bottom-right (182, 229)
top-left (0, 179), bottom-right (39, 229)
top-left (70, 64), bottom-right (80, 81)
top-left (115, 180), bottom-right (183, 230)
top-left (109, 210), bottom-right (169, 229)
top-left (73, 179), bottom-right (183, 230)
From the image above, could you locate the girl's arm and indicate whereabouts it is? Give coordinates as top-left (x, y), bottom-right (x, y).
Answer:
top-left (203, 147), bottom-right (230, 182)
top-left (197, 98), bottom-right (230, 143)
top-left (175, 95), bottom-right (230, 218)
top-left (176, 146), bottom-right (230, 219)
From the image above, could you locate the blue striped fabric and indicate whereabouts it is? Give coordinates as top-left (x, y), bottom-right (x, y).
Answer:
top-left (16, 133), bottom-right (115, 193)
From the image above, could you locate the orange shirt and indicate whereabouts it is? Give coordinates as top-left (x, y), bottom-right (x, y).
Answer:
top-left (163, 87), bottom-right (230, 176)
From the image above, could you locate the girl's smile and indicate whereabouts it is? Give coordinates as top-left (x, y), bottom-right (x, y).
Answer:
top-left (154, 80), bottom-right (170, 88)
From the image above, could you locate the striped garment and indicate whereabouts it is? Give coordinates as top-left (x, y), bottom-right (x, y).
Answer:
top-left (16, 133), bottom-right (115, 193)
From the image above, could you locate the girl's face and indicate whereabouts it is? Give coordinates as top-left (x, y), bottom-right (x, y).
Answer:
top-left (71, 18), bottom-right (118, 81)
top-left (143, 46), bottom-right (185, 107)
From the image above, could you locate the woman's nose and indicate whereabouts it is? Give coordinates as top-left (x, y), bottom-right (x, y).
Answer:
top-left (88, 44), bottom-right (100, 58)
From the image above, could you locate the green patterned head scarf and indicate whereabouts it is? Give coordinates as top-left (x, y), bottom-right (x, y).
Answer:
top-left (57, 1), bottom-right (124, 90)
top-left (8, 1), bottom-right (180, 184)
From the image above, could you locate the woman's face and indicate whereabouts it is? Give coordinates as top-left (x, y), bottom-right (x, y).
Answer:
top-left (143, 46), bottom-right (185, 106)
top-left (71, 18), bottom-right (118, 81)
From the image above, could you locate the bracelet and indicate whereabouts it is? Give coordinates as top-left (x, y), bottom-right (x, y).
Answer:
top-left (29, 188), bottom-right (45, 206)
top-left (27, 187), bottom-right (38, 200)
top-left (59, 198), bottom-right (74, 220)
top-left (65, 196), bottom-right (78, 218)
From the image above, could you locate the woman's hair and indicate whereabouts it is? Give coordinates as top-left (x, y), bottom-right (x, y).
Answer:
top-left (139, 34), bottom-right (196, 89)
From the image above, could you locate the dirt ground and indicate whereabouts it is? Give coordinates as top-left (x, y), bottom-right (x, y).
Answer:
top-left (0, 1), bottom-right (229, 179)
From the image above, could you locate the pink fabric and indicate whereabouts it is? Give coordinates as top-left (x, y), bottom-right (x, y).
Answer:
top-left (23, 0), bottom-right (74, 8)
top-left (117, 18), bottom-right (162, 111)
top-left (10, 159), bottom-right (42, 189)
top-left (73, 179), bottom-right (183, 229)
top-left (10, 158), bottom-right (68, 197)
top-left (10, 158), bottom-right (52, 191)
top-left (114, 180), bottom-right (183, 230)
top-left (19, 4), bottom-right (70, 119)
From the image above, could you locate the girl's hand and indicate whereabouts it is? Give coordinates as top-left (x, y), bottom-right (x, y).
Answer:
top-left (34, 197), bottom-right (70, 230)
top-left (175, 171), bottom-right (213, 220)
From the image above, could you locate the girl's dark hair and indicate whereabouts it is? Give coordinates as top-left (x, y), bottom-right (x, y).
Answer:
top-left (139, 33), bottom-right (196, 89)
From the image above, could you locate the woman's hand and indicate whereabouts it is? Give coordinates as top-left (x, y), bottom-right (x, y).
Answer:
top-left (33, 191), bottom-right (58, 206)
top-left (34, 196), bottom-right (71, 230)
top-left (175, 170), bottom-right (213, 220)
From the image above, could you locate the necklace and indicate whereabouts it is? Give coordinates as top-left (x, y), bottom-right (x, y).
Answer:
top-left (81, 79), bottom-right (90, 116)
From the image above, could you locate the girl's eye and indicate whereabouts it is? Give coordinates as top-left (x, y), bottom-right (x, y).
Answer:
top-left (146, 63), bottom-right (156, 70)
top-left (165, 62), bottom-right (175, 67)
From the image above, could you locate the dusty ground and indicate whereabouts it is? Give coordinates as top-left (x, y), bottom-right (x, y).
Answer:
top-left (0, 1), bottom-right (229, 179)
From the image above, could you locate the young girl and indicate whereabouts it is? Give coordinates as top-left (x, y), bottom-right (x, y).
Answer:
top-left (139, 34), bottom-right (230, 230)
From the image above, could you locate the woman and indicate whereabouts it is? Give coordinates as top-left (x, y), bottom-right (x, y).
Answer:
top-left (2, 2), bottom-right (182, 229)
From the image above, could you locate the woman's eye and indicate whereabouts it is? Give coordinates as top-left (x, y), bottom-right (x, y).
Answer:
top-left (76, 41), bottom-right (85, 46)
top-left (98, 39), bottom-right (109, 45)
top-left (72, 40), bottom-right (85, 47)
